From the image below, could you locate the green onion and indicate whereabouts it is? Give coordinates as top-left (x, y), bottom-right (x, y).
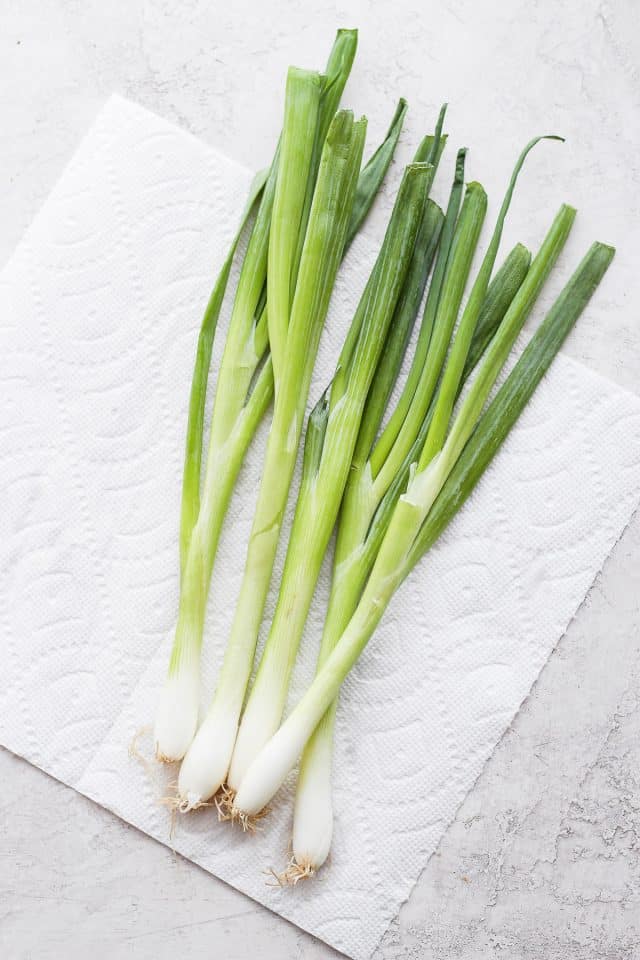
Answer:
top-left (232, 234), bottom-right (614, 825)
top-left (154, 32), bottom-right (405, 764)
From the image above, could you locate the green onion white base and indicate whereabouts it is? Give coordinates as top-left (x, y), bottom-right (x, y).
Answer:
top-left (176, 698), bottom-right (240, 808)
top-left (153, 638), bottom-right (200, 763)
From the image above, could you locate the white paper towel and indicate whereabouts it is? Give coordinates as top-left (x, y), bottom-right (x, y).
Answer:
top-left (1, 95), bottom-right (639, 960)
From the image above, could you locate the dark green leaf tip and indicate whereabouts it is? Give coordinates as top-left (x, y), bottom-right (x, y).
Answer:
top-left (312, 386), bottom-right (331, 419)
top-left (435, 103), bottom-right (448, 129)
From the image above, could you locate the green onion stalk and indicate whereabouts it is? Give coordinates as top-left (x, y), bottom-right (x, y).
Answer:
top-left (154, 30), bottom-right (406, 763)
top-left (233, 228), bottom-right (614, 834)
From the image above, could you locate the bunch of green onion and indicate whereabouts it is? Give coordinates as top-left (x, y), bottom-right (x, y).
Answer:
top-left (154, 29), bottom-right (406, 765)
top-left (232, 217), bottom-right (614, 872)
top-left (152, 28), bottom-right (615, 878)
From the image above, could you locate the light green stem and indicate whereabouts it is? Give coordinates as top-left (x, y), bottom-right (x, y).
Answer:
top-left (179, 168), bottom-right (268, 574)
top-left (267, 67), bottom-right (322, 381)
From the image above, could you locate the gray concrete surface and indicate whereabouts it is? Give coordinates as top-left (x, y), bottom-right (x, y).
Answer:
top-left (1, 1), bottom-right (639, 958)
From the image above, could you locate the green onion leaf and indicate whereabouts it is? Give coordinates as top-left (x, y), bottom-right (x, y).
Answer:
top-left (409, 240), bottom-right (616, 565)
top-left (175, 110), bottom-right (367, 802)
top-left (419, 136), bottom-right (563, 470)
top-left (352, 199), bottom-right (444, 467)
top-left (369, 147), bottom-right (467, 480)
top-left (346, 98), bottom-right (408, 246)
top-left (267, 67), bottom-right (322, 381)
top-left (179, 168), bottom-right (268, 574)
top-left (373, 170), bottom-right (486, 498)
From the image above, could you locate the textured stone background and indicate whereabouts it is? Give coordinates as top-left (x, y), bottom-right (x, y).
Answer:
top-left (1, 1), bottom-right (639, 958)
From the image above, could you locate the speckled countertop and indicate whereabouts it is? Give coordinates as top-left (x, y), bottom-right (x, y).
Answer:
top-left (2, 2), bottom-right (639, 958)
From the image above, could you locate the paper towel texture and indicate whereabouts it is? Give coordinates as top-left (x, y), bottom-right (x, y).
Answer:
top-left (1, 96), bottom-right (639, 960)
